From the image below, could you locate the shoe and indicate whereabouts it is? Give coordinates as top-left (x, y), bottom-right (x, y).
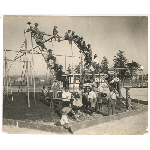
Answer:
top-left (69, 128), bottom-right (73, 134)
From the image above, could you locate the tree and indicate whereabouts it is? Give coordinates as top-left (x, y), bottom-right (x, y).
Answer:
top-left (113, 50), bottom-right (128, 80)
top-left (127, 61), bottom-right (140, 77)
top-left (101, 56), bottom-right (109, 73)
top-left (67, 64), bottom-right (72, 74)
top-left (74, 62), bottom-right (81, 74)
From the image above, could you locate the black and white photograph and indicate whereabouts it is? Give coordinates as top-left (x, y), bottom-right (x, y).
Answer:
top-left (2, 15), bottom-right (148, 135)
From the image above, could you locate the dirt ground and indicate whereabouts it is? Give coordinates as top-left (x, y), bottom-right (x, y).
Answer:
top-left (3, 111), bottom-right (148, 135)
top-left (3, 92), bottom-right (128, 123)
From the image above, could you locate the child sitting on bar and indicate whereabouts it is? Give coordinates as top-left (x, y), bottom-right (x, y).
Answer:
top-left (62, 88), bottom-right (71, 101)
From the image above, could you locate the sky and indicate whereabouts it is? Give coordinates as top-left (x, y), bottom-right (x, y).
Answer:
top-left (3, 16), bottom-right (148, 76)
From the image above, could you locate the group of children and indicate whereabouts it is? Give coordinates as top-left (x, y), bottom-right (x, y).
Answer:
top-left (59, 84), bottom-right (119, 134)
top-left (41, 77), bottom-right (119, 134)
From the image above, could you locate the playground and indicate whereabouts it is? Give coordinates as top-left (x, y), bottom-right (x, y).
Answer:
top-left (3, 17), bottom-right (148, 134)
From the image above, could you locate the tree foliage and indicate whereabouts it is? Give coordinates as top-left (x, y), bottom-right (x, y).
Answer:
top-left (67, 64), bottom-right (72, 74)
top-left (113, 50), bottom-right (128, 80)
top-left (101, 56), bottom-right (109, 73)
top-left (74, 62), bottom-right (81, 74)
top-left (127, 61), bottom-right (140, 77)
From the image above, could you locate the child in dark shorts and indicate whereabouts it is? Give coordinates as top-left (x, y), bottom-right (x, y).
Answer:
top-left (97, 92), bottom-right (103, 111)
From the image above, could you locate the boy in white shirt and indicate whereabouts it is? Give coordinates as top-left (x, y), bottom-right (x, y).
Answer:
top-left (62, 88), bottom-right (71, 101)
top-left (107, 87), bottom-right (119, 116)
top-left (88, 87), bottom-right (97, 116)
top-left (97, 84), bottom-right (104, 111)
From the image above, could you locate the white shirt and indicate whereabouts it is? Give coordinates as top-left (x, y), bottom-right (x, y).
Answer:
top-left (92, 58), bottom-right (98, 64)
top-left (62, 91), bottom-right (71, 100)
top-left (73, 98), bottom-right (82, 107)
top-left (98, 86), bottom-right (103, 92)
top-left (42, 89), bottom-right (48, 96)
top-left (88, 91), bottom-right (96, 99)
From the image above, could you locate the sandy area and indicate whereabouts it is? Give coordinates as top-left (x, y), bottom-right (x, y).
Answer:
top-left (3, 112), bottom-right (148, 135)
top-left (74, 112), bottom-right (148, 135)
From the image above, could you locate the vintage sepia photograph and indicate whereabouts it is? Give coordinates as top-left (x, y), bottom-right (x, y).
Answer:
top-left (2, 15), bottom-right (148, 135)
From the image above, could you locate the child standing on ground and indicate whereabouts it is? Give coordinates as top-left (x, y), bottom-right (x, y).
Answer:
top-left (97, 84), bottom-right (104, 111)
top-left (88, 86), bottom-right (97, 116)
top-left (107, 87), bottom-right (119, 116)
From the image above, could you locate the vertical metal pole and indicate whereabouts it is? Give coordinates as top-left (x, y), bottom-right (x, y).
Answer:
top-left (131, 77), bottom-right (133, 87)
top-left (34, 74), bottom-right (35, 104)
top-left (71, 43), bottom-right (74, 93)
top-left (6, 75), bottom-right (8, 99)
top-left (26, 60), bottom-right (30, 107)
top-left (81, 53), bottom-right (83, 74)
top-left (30, 62), bottom-right (32, 86)
top-left (125, 88), bottom-right (128, 109)
top-left (4, 50), bottom-right (5, 94)
top-left (6, 51), bottom-right (8, 99)
top-left (65, 55), bottom-right (66, 73)
top-left (80, 53), bottom-right (82, 83)
top-left (24, 32), bottom-right (30, 107)
top-left (10, 80), bottom-right (12, 94)
top-left (142, 71), bottom-right (143, 88)
top-left (4, 49), bottom-right (6, 97)
top-left (31, 34), bottom-right (36, 105)
top-left (99, 72), bottom-right (100, 87)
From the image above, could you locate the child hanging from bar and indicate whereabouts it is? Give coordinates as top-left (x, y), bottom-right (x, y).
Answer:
top-left (77, 37), bottom-right (86, 53)
top-left (44, 49), bottom-right (53, 66)
top-left (84, 44), bottom-right (92, 66)
top-left (34, 31), bottom-right (49, 51)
